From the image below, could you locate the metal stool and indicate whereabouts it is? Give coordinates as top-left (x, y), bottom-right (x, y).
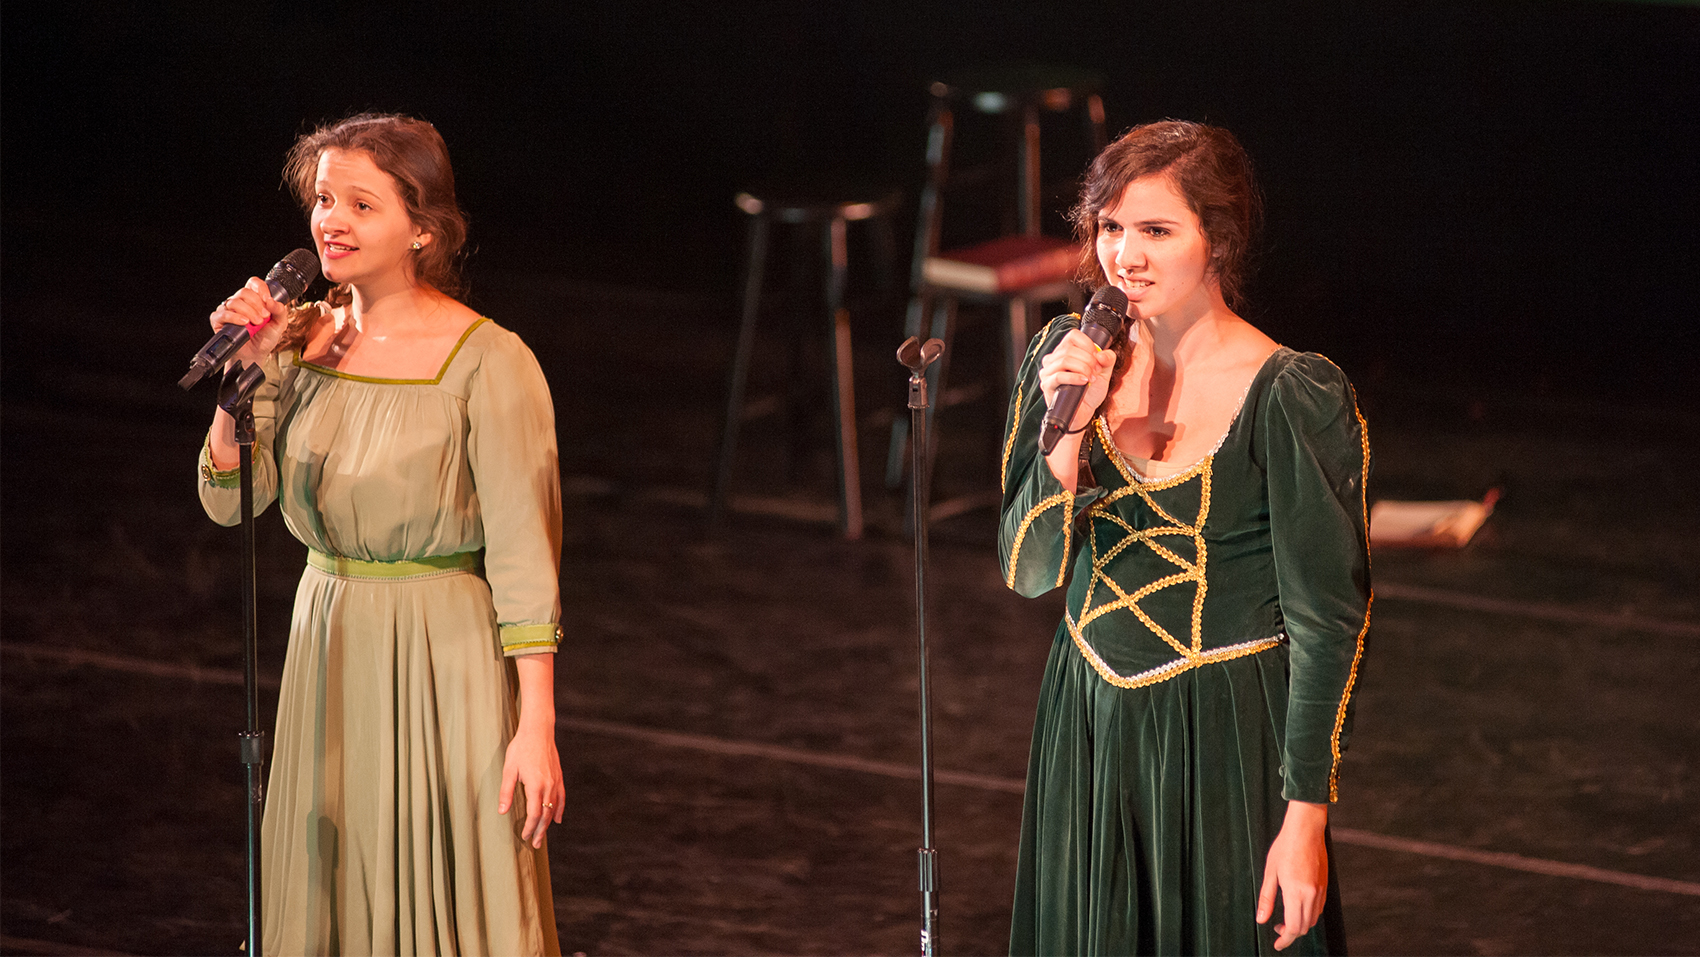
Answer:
top-left (887, 66), bottom-right (1109, 516)
top-left (711, 186), bottom-right (902, 540)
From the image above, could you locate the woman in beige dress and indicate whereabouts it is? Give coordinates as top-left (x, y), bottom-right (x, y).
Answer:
top-left (198, 113), bottom-right (563, 955)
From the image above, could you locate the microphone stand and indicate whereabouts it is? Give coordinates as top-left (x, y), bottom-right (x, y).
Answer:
top-left (216, 361), bottom-right (269, 957)
top-left (897, 336), bottom-right (944, 957)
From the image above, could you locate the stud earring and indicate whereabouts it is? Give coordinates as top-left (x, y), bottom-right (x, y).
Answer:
top-left (411, 241), bottom-right (422, 250)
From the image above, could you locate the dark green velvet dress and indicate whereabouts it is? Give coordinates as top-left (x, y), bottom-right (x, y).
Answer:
top-left (1000, 316), bottom-right (1371, 956)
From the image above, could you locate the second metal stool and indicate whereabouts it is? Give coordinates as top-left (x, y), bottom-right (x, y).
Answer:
top-left (888, 65), bottom-right (1109, 519)
top-left (710, 186), bottom-right (902, 540)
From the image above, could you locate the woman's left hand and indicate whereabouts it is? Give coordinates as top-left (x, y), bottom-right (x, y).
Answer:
top-left (499, 653), bottom-right (564, 848)
top-left (1257, 800), bottom-right (1330, 951)
top-left (499, 722), bottom-right (564, 848)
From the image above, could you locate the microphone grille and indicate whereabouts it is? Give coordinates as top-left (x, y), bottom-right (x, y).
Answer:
top-left (1088, 285), bottom-right (1128, 316)
top-left (268, 248), bottom-right (322, 304)
top-left (1083, 285), bottom-right (1127, 337)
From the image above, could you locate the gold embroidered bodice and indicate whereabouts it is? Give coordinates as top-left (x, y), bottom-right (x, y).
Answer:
top-left (998, 316), bottom-right (1373, 801)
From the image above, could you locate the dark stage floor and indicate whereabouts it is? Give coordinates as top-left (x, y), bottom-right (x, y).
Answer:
top-left (3, 278), bottom-right (1698, 955)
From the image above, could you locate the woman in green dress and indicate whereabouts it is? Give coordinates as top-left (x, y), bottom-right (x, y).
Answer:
top-left (198, 114), bottom-right (563, 955)
top-left (1000, 120), bottom-right (1370, 954)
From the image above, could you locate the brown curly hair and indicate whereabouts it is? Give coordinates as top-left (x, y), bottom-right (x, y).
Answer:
top-left (275, 113), bottom-right (468, 348)
top-left (1071, 119), bottom-right (1260, 309)
top-left (1069, 120), bottom-right (1262, 406)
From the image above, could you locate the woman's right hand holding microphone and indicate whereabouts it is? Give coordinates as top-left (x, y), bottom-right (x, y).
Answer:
top-left (204, 277), bottom-right (289, 469)
top-left (1035, 328), bottom-right (1118, 488)
top-left (209, 276), bottom-right (290, 367)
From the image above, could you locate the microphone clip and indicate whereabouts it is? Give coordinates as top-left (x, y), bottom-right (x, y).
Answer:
top-left (898, 337), bottom-right (945, 412)
top-left (217, 361), bottom-right (268, 446)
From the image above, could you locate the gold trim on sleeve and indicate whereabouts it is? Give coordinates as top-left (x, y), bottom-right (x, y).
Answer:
top-left (1328, 396), bottom-right (1374, 802)
top-left (1055, 494), bottom-right (1074, 590)
top-left (1004, 491), bottom-right (1074, 590)
top-left (1002, 314), bottom-right (1066, 494)
top-left (1001, 380), bottom-right (1023, 494)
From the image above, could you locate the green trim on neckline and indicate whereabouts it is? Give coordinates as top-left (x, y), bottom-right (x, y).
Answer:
top-left (294, 317), bottom-right (490, 384)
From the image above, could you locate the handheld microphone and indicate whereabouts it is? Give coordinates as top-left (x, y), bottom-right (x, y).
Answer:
top-left (1038, 285), bottom-right (1128, 455)
top-left (179, 249), bottom-right (320, 390)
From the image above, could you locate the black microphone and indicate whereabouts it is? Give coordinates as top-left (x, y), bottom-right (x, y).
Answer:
top-left (179, 249), bottom-right (320, 390)
top-left (1038, 285), bottom-right (1128, 455)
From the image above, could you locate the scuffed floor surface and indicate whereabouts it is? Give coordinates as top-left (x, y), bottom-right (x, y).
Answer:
top-left (4, 279), bottom-right (1698, 955)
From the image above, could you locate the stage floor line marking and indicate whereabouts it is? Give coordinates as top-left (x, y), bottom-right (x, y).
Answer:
top-left (1324, 827), bottom-right (1700, 898)
top-left (6, 640), bottom-right (1697, 899)
top-left (494, 473), bottom-right (1700, 638)
top-left (587, 480), bottom-right (1700, 640)
top-left (1374, 582), bottom-right (1700, 638)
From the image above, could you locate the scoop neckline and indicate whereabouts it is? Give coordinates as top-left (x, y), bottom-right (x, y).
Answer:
top-left (293, 317), bottom-right (490, 384)
top-left (1100, 345), bottom-right (1289, 486)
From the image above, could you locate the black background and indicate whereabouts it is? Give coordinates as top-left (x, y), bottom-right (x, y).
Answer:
top-left (5, 5), bottom-right (1700, 953)
top-left (4, 0), bottom-right (1697, 402)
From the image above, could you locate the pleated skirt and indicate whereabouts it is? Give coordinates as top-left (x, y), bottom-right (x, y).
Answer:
top-left (1010, 625), bottom-right (1345, 956)
top-left (262, 565), bottom-right (559, 956)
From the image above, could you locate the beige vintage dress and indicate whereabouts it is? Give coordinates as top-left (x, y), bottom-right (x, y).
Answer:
top-left (199, 317), bottom-right (563, 955)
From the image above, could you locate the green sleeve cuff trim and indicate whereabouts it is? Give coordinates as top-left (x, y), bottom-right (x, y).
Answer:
top-left (200, 436), bottom-right (241, 489)
top-left (500, 622), bottom-right (561, 655)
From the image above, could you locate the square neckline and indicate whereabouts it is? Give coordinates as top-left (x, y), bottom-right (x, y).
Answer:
top-left (292, 317), bottom-right (490, 385)
top-left (1100, 345), bottom-right (1290, 486)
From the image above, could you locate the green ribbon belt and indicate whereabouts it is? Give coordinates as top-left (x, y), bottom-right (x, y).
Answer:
top-left (307, 549), bottom-right (482, 579)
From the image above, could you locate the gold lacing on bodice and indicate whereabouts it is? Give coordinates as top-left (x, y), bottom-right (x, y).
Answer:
top-left (1004, 342), bottom-right (1375, 799)
top-left (1060, 417), bottom-right (1289, 689)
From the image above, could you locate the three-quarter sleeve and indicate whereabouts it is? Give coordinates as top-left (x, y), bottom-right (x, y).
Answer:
top-left (466, 330), bottom-right (563, 656)
top-left (1263, 354), bottom-right (1373, 803)
top-left (999, 316), bottom-right (1106, 598)
top-left (197, 352), bottom-right (284, 526)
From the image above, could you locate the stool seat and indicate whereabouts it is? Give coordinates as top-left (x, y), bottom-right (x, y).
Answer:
top-left (735, 188), bottom-right (902, 224)
top-left (888, 65), bottom-right (1107, 520)
top-left (929, 64), bottom-right (1107, 116)
top-left (923, 234), bottom-right (1082, 294)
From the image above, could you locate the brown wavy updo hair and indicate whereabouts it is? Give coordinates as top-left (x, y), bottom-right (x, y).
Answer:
top-left (1069, 121), bottom-right (1261, 408)
top-left (283, 113), bottom-right (469, 305)
top-left (1071, 119), bottom-right (1260, 311)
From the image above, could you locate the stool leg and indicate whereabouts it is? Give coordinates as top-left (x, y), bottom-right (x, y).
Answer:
top-left (710, 212), bottom-right (769, 528)
top-left (915, 105), bottom-right (954, 268)
top-left (885, 414), bottom-right (909, 490)
top-left (890, 105), bottom-right (954, 489)
top-left (1020, 102), bottom-right (1041, 237)
top-left (1007, 296), bottom-right (1034, 397)
top-left (824, 216), bottom-right (863, 539)
top-left (885, 284), bottom-right (933, 489)
top-left (913, 293), bottom-right (957, 530)
top-left (872, 210), bottom-right (898, 299)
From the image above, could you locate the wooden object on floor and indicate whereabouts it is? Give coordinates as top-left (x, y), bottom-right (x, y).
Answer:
top-left (1370, 489), bottom-right (1501, 548)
